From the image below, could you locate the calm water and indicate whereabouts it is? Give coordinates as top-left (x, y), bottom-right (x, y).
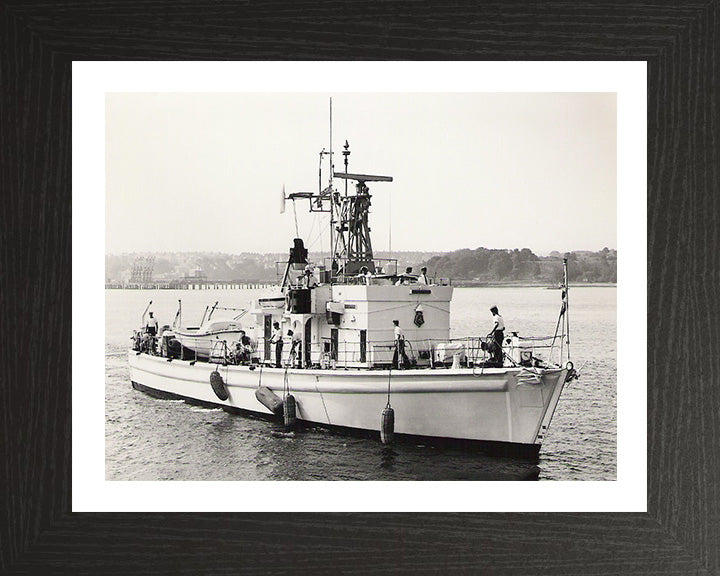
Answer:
top-left (105, 286), bottom-right (616, 481)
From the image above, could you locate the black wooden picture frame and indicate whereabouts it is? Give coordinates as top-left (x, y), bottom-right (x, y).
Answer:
top-left (1, 1), bottom-right (718, 574)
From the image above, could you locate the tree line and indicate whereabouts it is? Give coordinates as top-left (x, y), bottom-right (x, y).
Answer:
top-left (106, 247), bottom-right (616, 284)
top-left (422, 247), bottom-right (617, 284)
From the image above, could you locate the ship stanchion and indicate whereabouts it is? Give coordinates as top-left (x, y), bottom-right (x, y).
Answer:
top-left (380, 369), bottom-right (395, 445)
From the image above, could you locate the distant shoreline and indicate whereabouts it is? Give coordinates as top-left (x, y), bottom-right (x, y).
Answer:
top-left (105, 282), bottom-right (617, 291)
top-left (453, 281), bottom-right (617, 288)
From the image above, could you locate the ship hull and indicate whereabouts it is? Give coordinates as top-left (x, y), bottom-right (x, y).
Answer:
top-left (128, 351), bottom-right (567, 455)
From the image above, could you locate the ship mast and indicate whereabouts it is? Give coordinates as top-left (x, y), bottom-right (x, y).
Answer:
top-left (286, 99), bottom-right (393, 280)
top-left (563, 257), bottom-right (571, 361)
top-left (328, 98), bottom-right (335, 276)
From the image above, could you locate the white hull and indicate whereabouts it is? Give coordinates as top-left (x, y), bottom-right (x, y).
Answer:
top-left (128, 351), bottom-right (567, 453)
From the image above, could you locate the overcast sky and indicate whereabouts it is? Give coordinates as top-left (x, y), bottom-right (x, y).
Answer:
top-left (106, 92), bottom-right (616, 255)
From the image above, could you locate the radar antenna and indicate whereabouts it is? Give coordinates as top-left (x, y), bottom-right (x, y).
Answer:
top-left (332, 165), bottom-right (393, 275)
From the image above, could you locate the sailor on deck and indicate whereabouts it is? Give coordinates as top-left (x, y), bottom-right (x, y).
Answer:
top-left (304, 266), bottom-right (318, 288)
top-left (395, 266), bottom-right (415, 285)
top-left (488, 306), bottom-right (505, 365)
top-left (233, 330), bottom-right (252, 364)
top-left (145, 311), bottom-right (159, 353)
top-left (358, 266), bottom-right (372, 285)
top-left (271, 321), bottom-right (283, 368)
top-left (288, 329), bottom-right (302, 368)
top-left (392, 319), bottom-right (411, 369)
top-left (417, 266), bottom-right (429, 285)
top-left (146, 311), bottom-right (158, 336)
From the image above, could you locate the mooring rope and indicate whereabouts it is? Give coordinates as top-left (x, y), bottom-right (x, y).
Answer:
top-left (549, 308), bottom-right (564, 365)
top-left (386, 367), bottom-right (392, 408)
top-left (314, 375), bottom-right (331, 424)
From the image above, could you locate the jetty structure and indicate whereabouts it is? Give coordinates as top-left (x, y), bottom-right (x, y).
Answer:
top-left (128, 108), bottom-right (576, 457)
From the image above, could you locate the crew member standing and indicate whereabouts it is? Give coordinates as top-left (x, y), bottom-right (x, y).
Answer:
top-left (488, 306), bottom-right (505, 365)
top-left (271, 321), bottom-right (283, 368)
top-left (417, 266), bottom-right (429, 285)
top-left (395, 266), bottom-right (415, 286)
top-left (357, 266), bottom-right (372, 285)
top-left (392, 319), bottom-right (411, 369)
top-left (146, 311), bottom-right (158, 336)
top-left (288, 329), bottom-right (302, 368)
top-left (304, 266), bottom-right (318, 288)
top-left (145, 311), bottom-right (159, 353)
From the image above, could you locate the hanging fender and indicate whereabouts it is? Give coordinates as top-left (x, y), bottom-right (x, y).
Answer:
top-left (283, 394), bottom-right (297, 428)
top-left (255, 386), bottom-right (284, 417)
top-left (380, 405), bottom-right (395, 445)
top-left (209, 369), bottom-right (229, 401)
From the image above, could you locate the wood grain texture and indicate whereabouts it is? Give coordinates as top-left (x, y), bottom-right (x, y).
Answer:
top-left (1, 0), bottom-right (718, 574)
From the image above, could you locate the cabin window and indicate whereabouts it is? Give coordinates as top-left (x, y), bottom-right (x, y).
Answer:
top-left (360, 330), bottom-right (367, 363)
top-left (331, 329), bottom-right (338, 361)
top-left (304, 318), bottom-right (312, 366)
top-left (287, 288), bottom-right (311, 314)
top-left (263, 315), bottom-right (272, 361)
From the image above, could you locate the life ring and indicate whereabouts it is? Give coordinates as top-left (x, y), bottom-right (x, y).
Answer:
top-left (210, 369), bottom-right (229, 401)
top-left (564, 361), bottom-right (578, 383)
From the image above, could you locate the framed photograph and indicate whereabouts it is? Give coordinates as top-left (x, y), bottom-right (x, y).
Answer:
top-left (82, 64), bottom-right (636, 510)
top-left (2, 2), bottom-right (716, 574)
top-left (99, 87), bottom-right (622, 488)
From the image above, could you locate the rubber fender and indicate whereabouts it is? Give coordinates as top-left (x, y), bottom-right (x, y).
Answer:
top-left (209, 370), bottom-right (229, 401)
top-left (283, 394), bottom-right (297, 428)
top-left (380, 406), bottom-right (395, 445)
top-left (255, 386), bottom-right (284, 417)
top-left (167, 338), bottom-right (182, 358)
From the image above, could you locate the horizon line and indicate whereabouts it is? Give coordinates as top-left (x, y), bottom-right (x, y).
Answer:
top-left (105, 246), bottom-right (618, 257)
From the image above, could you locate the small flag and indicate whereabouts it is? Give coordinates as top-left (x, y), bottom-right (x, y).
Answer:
top-left (280, 185), bottom-right (286, 214)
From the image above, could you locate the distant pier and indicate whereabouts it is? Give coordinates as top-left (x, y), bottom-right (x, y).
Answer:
top-left (182, 282), bottom-right (274, 290)
top-left (105, 281), bottom-right (274, 290)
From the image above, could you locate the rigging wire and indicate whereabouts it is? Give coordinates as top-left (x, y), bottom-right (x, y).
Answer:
top-left (386, 367), bottom-right (392, 407)
top-left (388, 187), bottom-right (392, 260)
top-left (305, 208), bottom-right (318, 247)
top-left (292, 200), bottom-right (299, 237)
top-left (306, 213), bottom-right (330, 250)
top-left (319, 211), bottom-right (325, 255)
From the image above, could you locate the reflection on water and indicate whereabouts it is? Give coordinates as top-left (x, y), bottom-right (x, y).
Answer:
top-left (379, 446), bottom-right (396, 470)
top-left (106, 286), bottom-right (616, 481)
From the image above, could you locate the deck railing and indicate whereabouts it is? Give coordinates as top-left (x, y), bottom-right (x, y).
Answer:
top-left (195, 334), bottom-right (559, 369)
top-left (138, 328), bottom-right (563, 370)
